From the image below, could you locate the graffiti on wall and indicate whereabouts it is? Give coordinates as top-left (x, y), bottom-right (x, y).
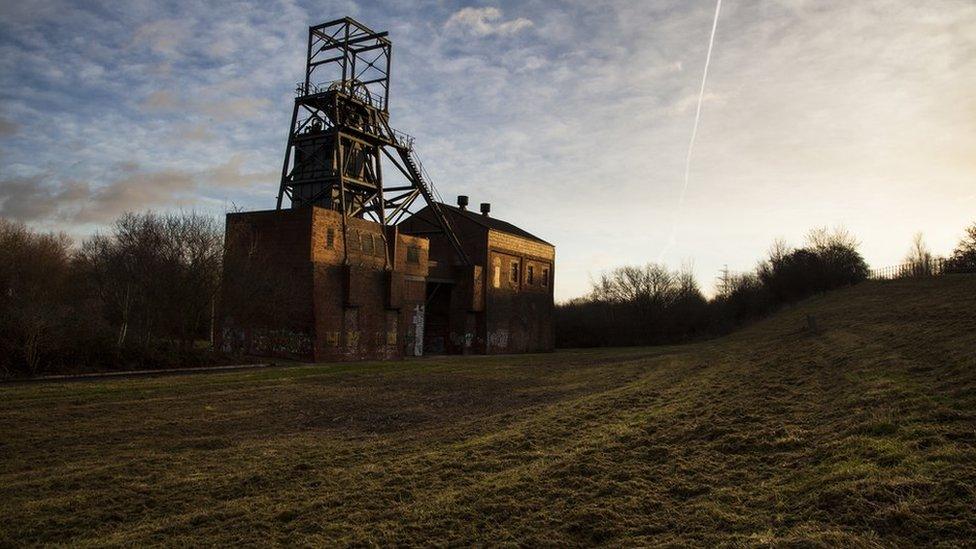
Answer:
top-left (487, 329), bottom-right (509, 351)
top-left (449, 331), bottom-right (475, 349)
top-left (411, 304), bottom-right (424, 356)
top-left (223, 327), bottom-right (313, 357)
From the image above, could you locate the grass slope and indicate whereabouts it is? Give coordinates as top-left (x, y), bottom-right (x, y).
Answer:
top-left (2, 277), bottom-right (975, 546)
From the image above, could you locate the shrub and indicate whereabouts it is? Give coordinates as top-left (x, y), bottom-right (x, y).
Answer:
top-left (711, 272), bottom-right (773, 328)
top-left (555, 263), bottom-right (709, 348)
top-left (759, 227), bottom-right (868, 303)
top-left (945, 222), bottom-right (976, 274)
top-left (557, 227), bottom-right (870, 349)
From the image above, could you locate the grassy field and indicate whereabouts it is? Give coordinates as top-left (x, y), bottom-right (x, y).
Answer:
top-left (2, 277), bottom-right (975, 546)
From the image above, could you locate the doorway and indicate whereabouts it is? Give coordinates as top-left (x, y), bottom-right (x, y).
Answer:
top-left (423, 282), bottom-right (452, 354)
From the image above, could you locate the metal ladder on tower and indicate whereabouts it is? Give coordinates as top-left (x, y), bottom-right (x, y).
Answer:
top-left (394, 146), bottom-right (471, 266)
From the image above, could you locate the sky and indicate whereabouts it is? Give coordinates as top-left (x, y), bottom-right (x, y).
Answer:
top-left (0, 0), bottom-right (974, 301)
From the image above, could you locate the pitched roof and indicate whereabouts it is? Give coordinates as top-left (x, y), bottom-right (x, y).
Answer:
top-left (404, 203), bottom-right (553, 247)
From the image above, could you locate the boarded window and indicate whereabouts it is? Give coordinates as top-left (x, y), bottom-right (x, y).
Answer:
top-left (407, 246), bottom-right (420, 264)
top-left (362, 233), bottom-right (375, 254)
top-left (510, 261), bottom-right (520, 283)
top-left (542, 268), bottom-right (550, 287)
top-left (527, 266), bottom-right (535, 285)
top-left (326, 227), bottom-right (335, 248)
top-left (492, 258), bottom-right (501, 288)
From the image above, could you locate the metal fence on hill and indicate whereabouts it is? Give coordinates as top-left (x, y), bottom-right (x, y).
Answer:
top-left (870, 257), bottom-right (951, 280)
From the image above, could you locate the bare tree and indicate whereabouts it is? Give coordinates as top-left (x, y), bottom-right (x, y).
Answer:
top-left (77, 211), bottom-right (223, 355)
top-left (904, 232), bottom-right (933, 277)
top-left (592, 264), bottom-right (675, 304)
top-left (767, 238), bottom-right (792, 264)
top-left (0, 219), bottom-right (74, 376)
top-left (806, 226), bottom-right (860, 252)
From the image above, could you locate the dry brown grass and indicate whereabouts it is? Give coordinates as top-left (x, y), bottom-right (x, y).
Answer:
top-left (2, 276), bottom-right (975, 546)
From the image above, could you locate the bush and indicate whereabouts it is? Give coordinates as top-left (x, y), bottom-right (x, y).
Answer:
top-left (759, 227), bottom-right (869, 303)
top-left (557, 227), bottom-right (870, 349)
top-left (945, 222), bottom-right (976, 274)
top-left (711, 272), bottom-right (773, 329)
top-left (555, 263), bottom-right (709, 348)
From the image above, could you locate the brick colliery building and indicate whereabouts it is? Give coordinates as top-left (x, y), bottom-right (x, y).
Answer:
top-left (217, 18), bottom-right (553, 361)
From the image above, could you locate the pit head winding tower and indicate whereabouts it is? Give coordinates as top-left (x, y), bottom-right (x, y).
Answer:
top-left (219, 17), bottom-right (554, 360)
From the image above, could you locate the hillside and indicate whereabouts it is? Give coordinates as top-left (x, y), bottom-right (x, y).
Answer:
top-left (1, 276), bottom-right (975, 545)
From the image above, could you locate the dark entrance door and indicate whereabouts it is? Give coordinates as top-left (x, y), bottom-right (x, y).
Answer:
top-left (423, 282), bottom-right (452, 354)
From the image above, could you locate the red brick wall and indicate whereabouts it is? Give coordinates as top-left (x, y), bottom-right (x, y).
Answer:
top-left (308, 209), bottom-right (429, 361)
top-left (218, 208), bottom-right (316, 359)
top-left (220, 205), bottom-right (553, 360)
top-left (484, 230), bottom-right (555, 354)
top-left (398, 208), bottom-right (555, 356)
top-left (220, 207), bottom-right (429, 362)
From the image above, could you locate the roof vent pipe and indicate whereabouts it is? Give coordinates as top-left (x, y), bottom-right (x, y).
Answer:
top-left (457, 195), bottom-right (469, 211)
top-left (480, 203), bottom-right (491, 217)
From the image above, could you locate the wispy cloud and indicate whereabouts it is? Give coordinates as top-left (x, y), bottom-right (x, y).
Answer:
top-left (445, 7), bottom-right (533, 36)
top-left (0, 169), bottom-right (193, 224)
top-left (142, 90), bottom-right (180, 111)
top-left (0, 155), bottom-right (274, 224)
top-left (200, 97), bottom-right (273, 121)
top-left (0, 116), bottom-right (19, 137)
top-left (170, 123), bottom-right (216, 143)
top-left (131, 19), bottom-right (191, 57)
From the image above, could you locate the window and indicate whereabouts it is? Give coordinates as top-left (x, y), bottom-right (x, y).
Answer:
top-left (362, 233), bottom-right (375, 254)
top-left (510, 261), bottom-right (520, 283)
top-left (492, 257), bottom-right (501, 288)
top-left (326, 227), bottom-right (335, 248)
top-left (347, 231), bottom-right (359, 252)
top-left (527, 266), bottom-right (535, 285)
top-left (542, 268), bottom-right (550, 287)
top-left (407, 246), bottom-right (420, 264)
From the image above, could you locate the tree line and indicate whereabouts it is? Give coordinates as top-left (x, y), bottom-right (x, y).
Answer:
top-left (2, 212), bottom-right (974, 376)
top-left (556, 223), bottom-right (976, 349)
top-left (0, 213), bottom-right (222, 377)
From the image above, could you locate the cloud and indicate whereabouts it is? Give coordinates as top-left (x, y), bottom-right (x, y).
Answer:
top-left (0, 175), bottom-right (63, 222)
top-left (444, 7), bottom-right (533, 36)
top-left (670, 91), bottom-right (724, 115)
top-left (0, 155), bottom-right (274, 224)
top-left (201, 97), bottom-right (272, 121)
top-left (142, 89), bottom-right (180, 111)
top-left (131, 19), bottom-right (191, 57)
top-left (206, 154), bottom-right (277, 189)
top-left (0, 116), bottom-right (19, 137)
top-left (0, 168), bottom-right (196, 224)
top-left (141, 89), bottom-right (270, 121)
top-left (76, 169), bottom-right (197, 223)
top-left (171, 123), bottom-right (215, 142)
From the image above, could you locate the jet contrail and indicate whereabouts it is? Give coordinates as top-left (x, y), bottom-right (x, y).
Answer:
top-left (658, 0), bottom-right (723, 261)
